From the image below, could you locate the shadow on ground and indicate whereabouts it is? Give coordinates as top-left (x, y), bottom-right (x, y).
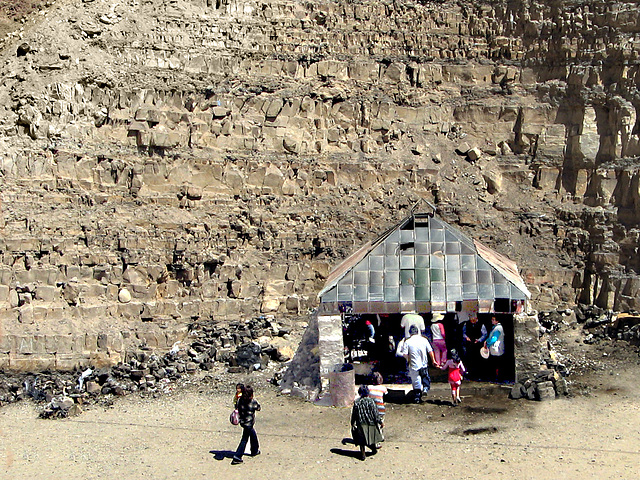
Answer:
top-left (330, 448), bottom-right (380, 460)
top-left (209, 449), bottom-right (236, 461)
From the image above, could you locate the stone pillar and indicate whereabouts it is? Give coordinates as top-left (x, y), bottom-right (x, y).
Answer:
top-left (317, 313), bottom-right (344, 392)
top-left (595, 274), bottom-right (616, 309)
top-left (614, 276), bottom-right (640, 312)
top-left (513, 312), bottom-right (543, 383)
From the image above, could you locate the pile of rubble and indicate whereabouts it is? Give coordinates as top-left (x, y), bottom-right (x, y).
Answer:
top-left (581, 310), bottom-right (640, 346)
top-left (0, 315), bottom-right (299, 417)
top-left (510, 306), bottom-right (640, 402)
top-left (509, 369), bottom-right (569, 402)
top-left (181, 315), bottom-right (297, 370)
top-left (539, 305), bottom-right (640, 346)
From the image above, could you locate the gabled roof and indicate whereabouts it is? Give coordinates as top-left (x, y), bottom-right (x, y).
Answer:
top-left (318, 212), bottom-right (530, 314)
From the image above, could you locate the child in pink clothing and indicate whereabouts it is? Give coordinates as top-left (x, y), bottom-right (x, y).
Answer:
top-left (440, 349), bottom-right (466, 405)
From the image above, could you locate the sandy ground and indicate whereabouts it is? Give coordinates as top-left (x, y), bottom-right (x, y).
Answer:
top-left (1, 359), bottom-right (639, 480)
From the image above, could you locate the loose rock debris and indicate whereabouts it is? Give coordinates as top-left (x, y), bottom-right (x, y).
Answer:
top-left (1, 306), bottom-right (638, 418)
top-left (0, 316), bottom-right (297, 416)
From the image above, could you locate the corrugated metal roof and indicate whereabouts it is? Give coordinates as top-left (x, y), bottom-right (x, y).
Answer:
top-left (474, 240), bottom-right (531, 299)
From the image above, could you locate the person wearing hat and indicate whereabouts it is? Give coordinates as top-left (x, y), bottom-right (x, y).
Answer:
top-left (462, 313), bottom-right (488, 378)
top-left (430, 313), bottom-right (447, 366)
top-left (400, 325), bottom-right (438, 403)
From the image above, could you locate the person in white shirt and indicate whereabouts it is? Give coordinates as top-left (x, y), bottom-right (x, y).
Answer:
top-left (400, 325), bottom-right (438, 403)
top-left (400, 313), bottom-right (425, 338)
top-left (485, 316), bottom-right (505, 382)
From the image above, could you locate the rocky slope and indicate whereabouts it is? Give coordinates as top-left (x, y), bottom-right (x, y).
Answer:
top-left (0, 0), bottom-right (639, 371)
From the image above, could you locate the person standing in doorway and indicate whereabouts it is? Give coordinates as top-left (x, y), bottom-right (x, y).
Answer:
top-left (485, 316), bottom-right (505, 382)
top-left (231, 385), bottom-right (261, 464)
top-left (430, 313), bottom-right (447, 366)
top-left (462, 313), bottom-right (488, 378)
top-left (401, 313), bottom-right (425, 338)
top-left (401, 325), bottom-right (438, 403)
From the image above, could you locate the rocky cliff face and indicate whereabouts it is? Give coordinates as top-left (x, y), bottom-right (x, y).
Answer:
top-left (0, 0), bottom-right (639, 371)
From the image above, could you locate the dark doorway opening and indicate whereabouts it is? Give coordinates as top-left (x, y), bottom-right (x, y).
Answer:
top-left (342, 312), bottom-right (515, 385)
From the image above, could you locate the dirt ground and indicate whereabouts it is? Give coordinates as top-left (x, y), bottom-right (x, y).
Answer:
top-left (1, 338), bottom-right (639, 480)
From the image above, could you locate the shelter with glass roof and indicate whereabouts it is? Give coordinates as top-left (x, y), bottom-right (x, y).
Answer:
top-left (315, 211), bottom-right (532, 386)
top-left (318, 212), bottom-right (530, 316)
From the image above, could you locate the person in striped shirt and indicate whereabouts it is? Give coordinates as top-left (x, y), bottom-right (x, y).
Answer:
top-left (367, 372), bottom-right (388, 448)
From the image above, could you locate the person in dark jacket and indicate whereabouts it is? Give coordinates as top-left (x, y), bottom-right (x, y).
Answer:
top-left (350, 385), bottom-right (383, 461)
top-left (231, 385), bottom-right (261, 464)
top-left (462, 313), bottom-right (488, 378)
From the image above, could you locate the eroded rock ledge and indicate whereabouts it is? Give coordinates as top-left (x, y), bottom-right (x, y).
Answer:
top-left (0, 0), bottom-right (639, 371)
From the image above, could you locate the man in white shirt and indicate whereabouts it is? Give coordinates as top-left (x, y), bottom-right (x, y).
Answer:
top-left (400, 325), bottom-right (438, 403)
top-left (400, 313), bottom-right (426, 338)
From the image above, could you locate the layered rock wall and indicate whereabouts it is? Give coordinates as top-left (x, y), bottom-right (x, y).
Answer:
top-left (0, 0), bottom-right (639, 371)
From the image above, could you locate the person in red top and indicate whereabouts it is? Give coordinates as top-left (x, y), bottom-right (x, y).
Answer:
top-left (440, 348), bottom-right (466, 405)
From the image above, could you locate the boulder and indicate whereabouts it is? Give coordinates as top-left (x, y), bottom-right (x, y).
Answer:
top-left (456, 142), bottom-right (471, 155)
top-left (509, 383), bottom-right (526, 400)
top-left (536, 381), bottom-right (556, 401)
top-left (86, 381), bottom-right (101, 394)
top-left (118, 288), bottom-right (132, 303)
top-left (467, 147), bottom-right (482, 162)
top-left (51, 395), bottom-right (74, 410)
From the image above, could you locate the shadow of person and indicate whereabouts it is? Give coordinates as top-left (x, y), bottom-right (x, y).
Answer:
top-left (340, 437), bottom-right (355, 445)
top-left (423, 398), bottom-right (450, 407)
top-left (209, 449), bottom-right (236, 461)
top-left (330, 447), bottom-right (367, 459)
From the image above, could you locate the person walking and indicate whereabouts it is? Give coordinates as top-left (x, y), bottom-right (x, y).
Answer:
top-left (440, 348), bottom-right (466, 405)
top-left (400, 325), bottom-right (438, 403)
top-left (231, 385), bottom-right (261, 465)
top-left (350, 385), bottom-right (383, 461)
top-left (368, 372), bottom-right (387, 420)
top-left (367, 372), bottom-right (388, 448)
top-left (233, 382), bottom-right (243, 405)
top-left (485, 316), bottom-right (505, 382)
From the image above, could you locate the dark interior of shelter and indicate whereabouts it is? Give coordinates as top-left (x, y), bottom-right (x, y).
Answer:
top-left (342, 312), bottom-right (515, 386)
